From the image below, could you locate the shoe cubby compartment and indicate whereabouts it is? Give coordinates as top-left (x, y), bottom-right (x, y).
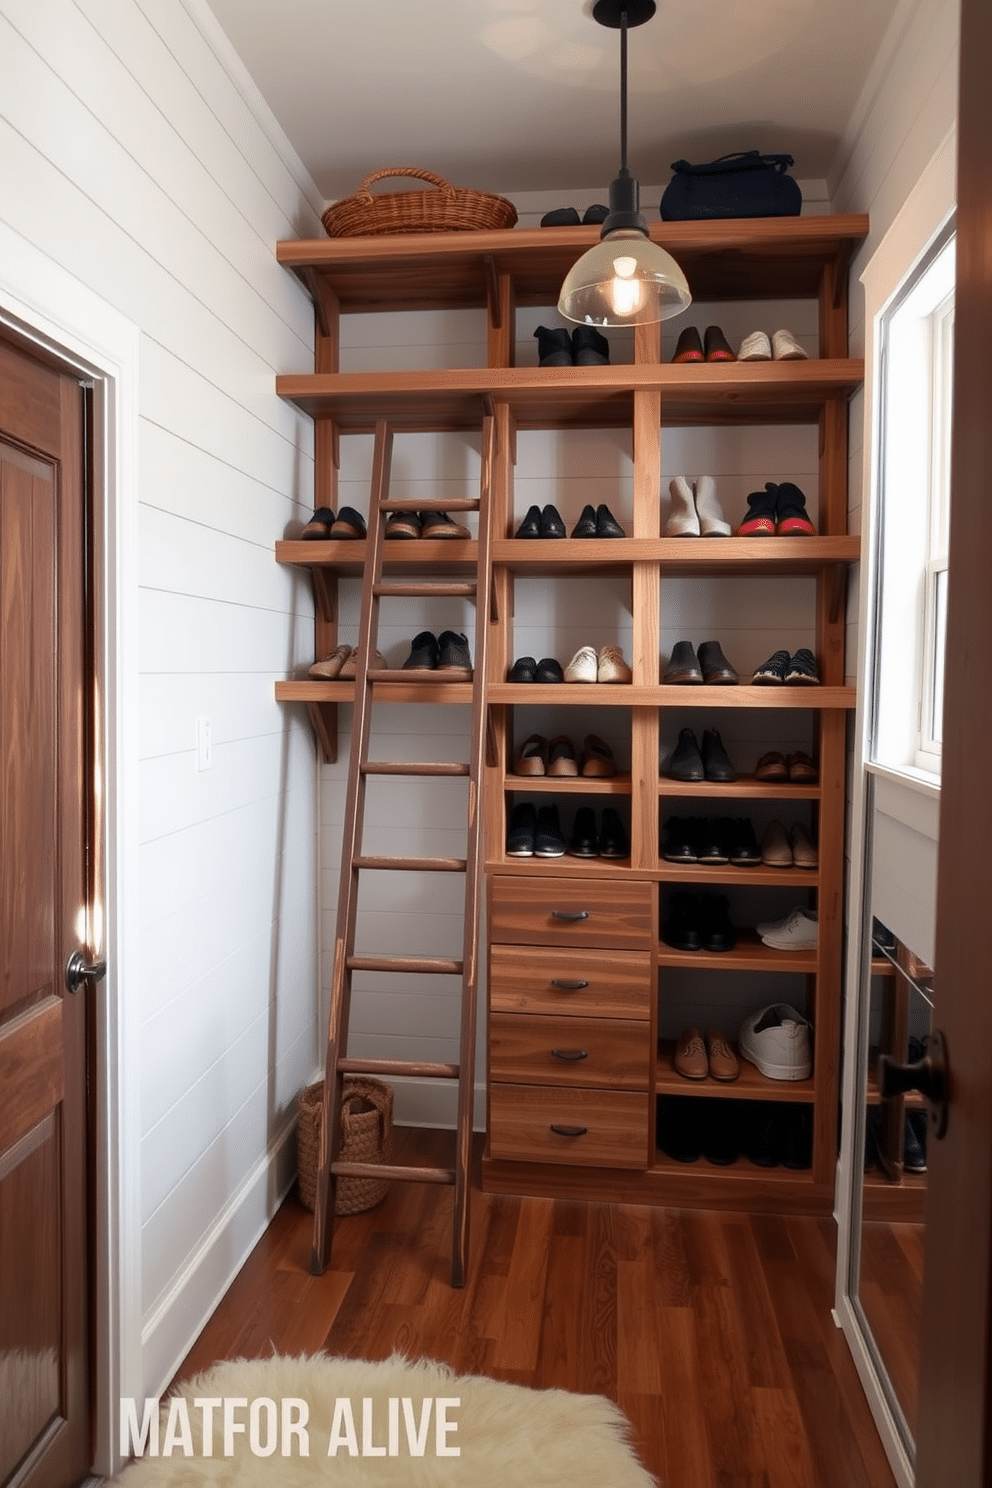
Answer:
top-left (275, 214), bottom-right (867, 1215)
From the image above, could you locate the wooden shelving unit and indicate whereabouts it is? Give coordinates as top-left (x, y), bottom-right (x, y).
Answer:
top-left (275, 212), bottom-right (868, 1217)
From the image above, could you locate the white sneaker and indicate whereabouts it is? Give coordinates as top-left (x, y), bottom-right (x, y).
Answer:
top-left (664, 475), bottom-right (699, 536)
top-left (739, 1003), bottom-right (812, 1080)
top-left (758, 906), bottom-right (817, 950)
top-left (771, 328), bottom-right (809, 361)
top-left (564, 645), bottom-right (598, 683)
top-left (693, 475), bottom-right (731, 537)
top-left (738, 330), bottom-right (771, 361)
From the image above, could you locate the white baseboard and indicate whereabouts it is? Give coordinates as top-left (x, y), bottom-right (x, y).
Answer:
top-left (139, 1114), bottom-right (298, 1402)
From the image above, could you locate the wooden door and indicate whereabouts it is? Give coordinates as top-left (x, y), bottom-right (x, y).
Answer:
top-left (0, 335), bottom-right (91, 1487)
top-left (914, 0), bottom-right (992, 1480)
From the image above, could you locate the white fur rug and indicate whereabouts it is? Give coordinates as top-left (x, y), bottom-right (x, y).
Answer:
top-left (114, 1352), bottom-right (655, 1486)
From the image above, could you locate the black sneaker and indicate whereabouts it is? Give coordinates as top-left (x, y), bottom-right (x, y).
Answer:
top-left (534, 657), bottom-right (565, 683)
top-left (384, 510), bottom-right (422, 539)
top-left (599, 808), bottom-right (629, 858)
top-left (540, 207), bottom-right (580, 227)
top-left (572, 326), bottom-right (610, 366)
top-left (301, 506), bottom-right (335, 539)
top-left (667, 727), bottom-right (705, 781)
top-left (420, 510), bottom-right (470, 539)
top-left (508, 655), bottom-right (536, 682)
top-left (568, 806), bottom-right (599, 858)
top-left (534, 326), bottom-right (574, 367)
top-left (595, 503), bottom-right (625, 537)
top-left (582, 203), bottom-right (609, 225)
top-left (535, 805), bottom-right (566, 857)
top-left (506, 802), bottom-right (536, 856)
top-left (701, 729), bottom-right (737, 782)
top-left (904, 1112), bottom-right (927, 1173)
top-left (752, 648), bottom-right (790, 684)
top-left (436, 630), bottom-right (472, 675)
top-left (784, 648), bottom-right (820, 685)
top-left (570, 504), bottom-right (598, 537)
top-left (402, 630), bottom-right (438, 670)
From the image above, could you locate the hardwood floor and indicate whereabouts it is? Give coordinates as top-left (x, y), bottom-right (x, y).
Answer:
top-left (174, 1129), bottom-right (897, 1487)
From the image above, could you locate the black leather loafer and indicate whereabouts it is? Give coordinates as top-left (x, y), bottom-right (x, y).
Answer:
top-left (668, 727), bottom-right (705, 781)
top-left (568, 806), bottom-right (599, 858)
top-left (508, 655), bottom-right (536, 682)
top-left (540, 504), bottom-right (567, 538)
top-left (515, 505), bottom-right (543, 538)
top-left (506, 802), bottom-right (536, 856)
top-left (534, 657), bottom-right (565, 683)
top-left (570, 504), bottom-right (598, 537)
top-left (598, 807), bottom-right (629, 858)
top-left (596, 503), bottom-right (626, 537)
top-left (701, 729), bottom-right (737, 782)
top-left (662, 891), bottom-right (703, 951)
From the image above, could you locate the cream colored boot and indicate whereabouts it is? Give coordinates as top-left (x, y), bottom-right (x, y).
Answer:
top-left (665, 475), bottom-right (699, 536)
top-left (694, 475), bottom-right (731, 536)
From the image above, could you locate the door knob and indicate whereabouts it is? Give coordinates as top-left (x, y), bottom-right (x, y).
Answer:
top-left (878, 1028), bottom-right (949, 1139)
top-left (65, 950), bottom-right (107, 996)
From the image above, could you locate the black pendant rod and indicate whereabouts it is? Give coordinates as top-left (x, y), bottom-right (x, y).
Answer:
top-left (619, 10), bottom-right (628, 175)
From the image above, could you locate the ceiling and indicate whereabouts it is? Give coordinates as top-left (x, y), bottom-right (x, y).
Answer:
top-left (204, 0), bottom-right (902, 203)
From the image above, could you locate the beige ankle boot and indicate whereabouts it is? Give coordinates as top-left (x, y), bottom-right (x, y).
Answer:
top-left (694, 475), bottom-right (731, 536)
top-left (665, 475), bottom-right (699, 536)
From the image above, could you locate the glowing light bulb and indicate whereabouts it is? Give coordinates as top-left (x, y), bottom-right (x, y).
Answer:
top-left (609, 255), bottom-right (644, 318)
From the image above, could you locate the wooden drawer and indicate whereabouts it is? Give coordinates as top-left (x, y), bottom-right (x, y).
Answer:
top-left (490, 944), bottom-right (651, 1019)
top-left (490, 1013), bottom-right (650, 1089)
top-left (488, 1084), bottom-right (650, 1168)
top-left (489, 875), bottom-right (653, 950)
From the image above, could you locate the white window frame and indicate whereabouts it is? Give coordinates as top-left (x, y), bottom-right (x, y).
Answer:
top-left (917, 292), bottom-right (953, 768)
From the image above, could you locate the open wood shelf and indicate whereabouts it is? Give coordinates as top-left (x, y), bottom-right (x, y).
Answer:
top-left (656, 1041), bottom-right (815, 1100)
top-left (492, 535), bottom-right (860, 572)
top-left (657, 931), bottom-right (817, 972)
top-left (503, 772), bottom-right (633, 794)
top-left (277, 360), bottom-right (865, 432)
top-left (276, 679), bottom-right (475, 705)
top-left (658, 861), bottom-right (820, 886)
top-left (276, 537), bottom-right (479, 575)
top-left (659, 774), bottom-right (821, 798)
top-left (488, 683), bottom-right (856, 708)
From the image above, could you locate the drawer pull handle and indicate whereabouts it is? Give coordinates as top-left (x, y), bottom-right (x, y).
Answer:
top-left (551, 978), bottom-right (589, 990)
top-left (551, 909), bottom-right (589, 922)
top-left (551, 1048), bottom-right (588, 1061)
top-left (550, 1124), bottom-right (589, 1138)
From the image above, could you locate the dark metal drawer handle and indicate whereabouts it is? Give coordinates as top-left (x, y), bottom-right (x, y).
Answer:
top-left (551, 909), bottom-right (589, 921)
top-left (551, 978), bottom-right (589, 990)
top-left (550, 1124), bottom-right (588, 1137)
top-left (551, 1048), bottom-right (588, 1061)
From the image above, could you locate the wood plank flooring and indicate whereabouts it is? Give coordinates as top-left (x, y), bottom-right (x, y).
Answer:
top-left (173, 1129), bottom-right (897, 1488)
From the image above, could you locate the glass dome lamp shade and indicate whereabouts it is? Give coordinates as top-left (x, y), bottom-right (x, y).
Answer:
top-left (558, 226), bottom-right (691, 326)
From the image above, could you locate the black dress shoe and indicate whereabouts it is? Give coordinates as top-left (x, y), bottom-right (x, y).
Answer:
top-left (515, 505), bottom-right (543, 538)
top-left (534, 657), bottom-right (565, 683)
top-left (745, 1104), bottom-right (782, 1168)
top-left (535, 805), bottom-right (566, 857)
top-left (570, 504), bottom-right (598, 538)
top-left (668, 727), bottom-right (705, 781)
top-left (437, 630), bottom-right (472, 673)
top-left (696, 819), bottom-right (730, 866)
top-left (534, 326), bottom-right (574, 366)
top-left (540, 504), bottom-right (567, 538)
top-left (664, 640), bottom-right (703, 683)
top-left (582, 203), bottom-right (609, 224)
top-left (727, 817), bottom-right (762, 867)
top-left (506, 802), bottom-right (536, 856)
top-left (700, 893), bottom-right (736, 952)
top-left (599, 808), bottom-right (629, 858)
top-left (595, 503), bottom-right (626, 537)
top-left (657, 1096), bottom-right (703, 1164)
top-left (508, 655), bottom-right (536, 682)
top-left (402, 630), bottom-right (439, 670)
top-left (572, 325), bottom-right (610, 366)
top-left (697, 639), bottom-right (738, 684)
top-left (662, 816), bottom-right (700, 863)
top-left (703, 1100), bottom-right (742, 1167)
top-left (701, 729), bottom-right (737, 782)
top-left (662, 891), bottom-right (702, 951)
top-left (568, 806), bottom-right (599, 857)
top-left (541, 207), bottom-right (581, 227)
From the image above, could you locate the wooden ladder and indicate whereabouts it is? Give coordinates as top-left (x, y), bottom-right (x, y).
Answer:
top-left (310, 414), bottom-right (495, 1287)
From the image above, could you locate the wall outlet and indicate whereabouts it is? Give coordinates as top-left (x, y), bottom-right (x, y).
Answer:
top-left (196, 716), bottom-right (212, 771)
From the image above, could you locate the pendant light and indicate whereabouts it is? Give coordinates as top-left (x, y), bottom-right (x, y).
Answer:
top-left (558, 0), bottom-right (691, 327)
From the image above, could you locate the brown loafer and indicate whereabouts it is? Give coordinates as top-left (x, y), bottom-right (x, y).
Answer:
top-left (761, 819), bottom-right (793, 867)
top-left (514, 733), bottom-right (547, 775)
top-left (787, 751), bottom-right (818, 783)
top-left (755, 750), bottom-right (788, 781)
top-left (580, 734), bottom-right (617, 777)
top-left (546, 734), bottom-right (579, 776)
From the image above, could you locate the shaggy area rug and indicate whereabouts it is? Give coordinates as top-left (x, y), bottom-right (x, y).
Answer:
top-left (114, 1352), bottom-right (655, 1486)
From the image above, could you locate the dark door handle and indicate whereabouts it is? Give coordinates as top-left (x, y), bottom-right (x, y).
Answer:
top-left (551, 979), bottom-right (589, 990)
top-left (65, 950), bottom-right (107, 996)
top-left (550, 1124), bottom-right (588, 1138)
top-left (878, 1028), bottom-right (949, 1139)
top-left (551, 909), bottom-right (589, 921)
top-left (550, 1048), bottom-right (588, 1061)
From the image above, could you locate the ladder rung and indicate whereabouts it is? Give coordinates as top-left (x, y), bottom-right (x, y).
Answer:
top-left (331, 1160), bottom-right (455, 1186)
top-left (373, 581), bottom-right (477, 598)
top-left (363, 760), bottom-right (470, 777)
top-left (339, 1056), bottom-right (459, 1079)
top-left (380, 499), bottom-right (479, 512)
top-left (347, 954), bottom-right (464, 975)
top-left (353, 855), bottom-right (467, 872)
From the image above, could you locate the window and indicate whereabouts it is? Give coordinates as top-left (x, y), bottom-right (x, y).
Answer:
top-left (871, 228), bottom-right (954, 780)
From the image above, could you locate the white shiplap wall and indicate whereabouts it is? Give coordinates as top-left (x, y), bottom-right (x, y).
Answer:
top-left (0, 0), bottom-right (323, 1408)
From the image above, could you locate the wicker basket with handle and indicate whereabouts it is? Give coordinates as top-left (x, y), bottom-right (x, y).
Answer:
top-left (297, 1076), bottom-right (393, 1215)
top-left (321, 166), bottom-right (517, 238)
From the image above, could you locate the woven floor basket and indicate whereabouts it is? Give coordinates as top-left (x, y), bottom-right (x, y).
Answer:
top-left (321, 166), bottom-right (517, 237)
top-left (297, 1076), bottom-right (393, 1216)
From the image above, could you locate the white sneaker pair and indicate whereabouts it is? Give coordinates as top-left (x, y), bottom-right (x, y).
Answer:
top-left (756, 905), bottom-right (817, 950)
top-left (564, 644), bottom-right (632, 683)
top-left (739, 1002), bottom-right (812, 1080)
top-left (665, 476), bottom-right (731, 537)
top-left (738, 328), bottom-right (808, 362)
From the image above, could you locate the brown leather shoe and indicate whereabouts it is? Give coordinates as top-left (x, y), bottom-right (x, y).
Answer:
top-left (761, 819), bottom-right (793, 867)
top-left (546, 735), bottom-right (579, 777)
top-left (787, 751), bottom-right (818, 783)
top-left (789, 821), bottom-right (818, 868)
top-left (755, 750), bottom-right (788, 781)
top-left (580, 734), bottom-right (617, 777)
top-left (674, 1026), bottom-right (708, 1080)
top-left (706, 1030), bottom-right (740, 1082)
top-left (514, 733), bottom-right (547, 775)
